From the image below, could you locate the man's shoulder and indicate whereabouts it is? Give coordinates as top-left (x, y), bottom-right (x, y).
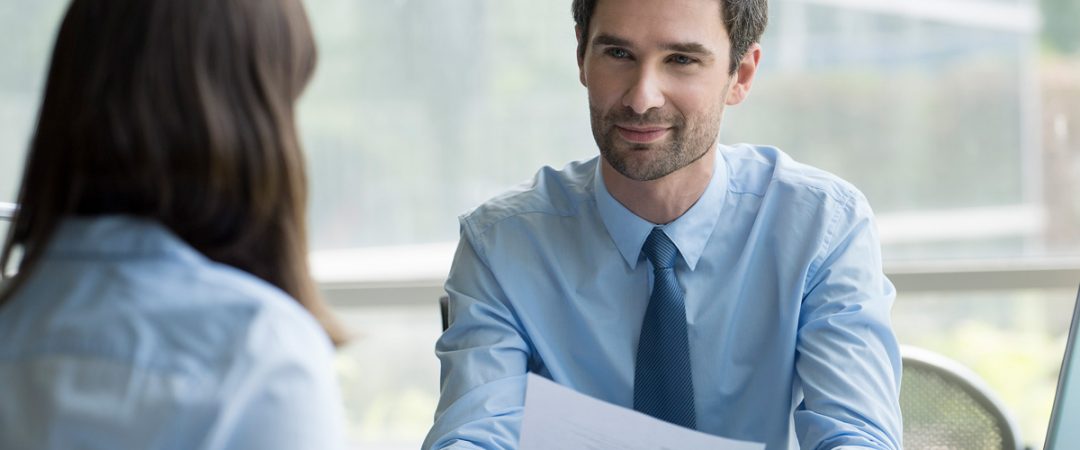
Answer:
top-left (722, 143), bottom-right (865, 208)
top-left (460, 157), bottom-right (599, 239)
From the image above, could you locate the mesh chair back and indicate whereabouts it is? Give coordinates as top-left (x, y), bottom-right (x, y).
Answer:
top-left (900, 345), bottom-right (1023, 450)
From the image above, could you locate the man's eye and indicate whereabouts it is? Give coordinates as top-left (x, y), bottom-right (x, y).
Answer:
top-left (606, 48), bottom-right (631, 59)
top-left (669, 54), bottom-right (696, 65)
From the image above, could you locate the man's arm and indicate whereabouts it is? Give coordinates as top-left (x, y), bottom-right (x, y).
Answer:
top-left (423, 230), bottom-right (531, 450)
top-left (794, 193), bottom-right (904, 450)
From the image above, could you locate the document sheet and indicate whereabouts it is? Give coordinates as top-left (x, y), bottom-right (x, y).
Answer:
top-left (519, 373), bottom-right (765, 450)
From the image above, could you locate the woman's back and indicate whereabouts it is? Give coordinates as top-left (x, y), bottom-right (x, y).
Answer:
top-left (0, 216), bottom-right (343, 449)
top-left (0, 0), bottom-right (348, 446)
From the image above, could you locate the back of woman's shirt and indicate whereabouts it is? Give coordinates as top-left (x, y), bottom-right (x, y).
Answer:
top-left (0, 216), bottom-right (345, 450)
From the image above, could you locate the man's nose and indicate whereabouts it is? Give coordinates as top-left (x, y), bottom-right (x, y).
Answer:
top-left (622, 68), bottom-right (666, 115)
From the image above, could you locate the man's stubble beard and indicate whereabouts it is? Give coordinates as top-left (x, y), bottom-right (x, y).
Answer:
top-left (590, 103), bottom-right (723, 182)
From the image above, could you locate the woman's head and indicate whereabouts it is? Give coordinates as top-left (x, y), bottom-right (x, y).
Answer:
top-left (1, 0), bottom-right (345, 344)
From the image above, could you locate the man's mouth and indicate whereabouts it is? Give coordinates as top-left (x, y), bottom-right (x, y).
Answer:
top-left (615, 125), bottom-right (672, 144)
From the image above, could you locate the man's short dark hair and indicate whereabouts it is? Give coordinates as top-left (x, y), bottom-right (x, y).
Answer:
top-left (572, 0), bottom-right (768, 74)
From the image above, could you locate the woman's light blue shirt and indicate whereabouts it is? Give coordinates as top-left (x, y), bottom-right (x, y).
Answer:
top-left (0, 216), bottom-right (344, 450)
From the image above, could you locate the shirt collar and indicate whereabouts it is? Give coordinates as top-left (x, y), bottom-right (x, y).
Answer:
top-left (592, 150), bottom-right (728, 271)
top-left (44, 215), bottom-right (199, 261)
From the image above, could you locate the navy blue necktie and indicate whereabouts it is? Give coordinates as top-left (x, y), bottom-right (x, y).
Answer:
top-left (634, 227), bottom-right (697, 429)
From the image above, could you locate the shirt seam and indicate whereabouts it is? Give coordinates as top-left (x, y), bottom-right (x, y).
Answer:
top-left (468, 209), bottom-right (575, 244)
top-left (40, 251), bottom-right (187, 261)
top-left (465, 162), bottom-right (596, 242)
top-left (805, 191), bottom-right (858, 285)
top-left (0, 351), bottom-right (211, 379)
top-left (727, 179), bottom-right (854, 202)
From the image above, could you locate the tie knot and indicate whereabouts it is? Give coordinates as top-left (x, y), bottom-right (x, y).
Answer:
top-left (643, 227), bottom-right (678, 270)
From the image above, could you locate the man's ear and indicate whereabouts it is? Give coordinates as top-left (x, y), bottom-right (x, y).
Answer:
top-left (725, 43), bottom-right (762, 106)
top-left (576, 25), bottom-right (587, 87)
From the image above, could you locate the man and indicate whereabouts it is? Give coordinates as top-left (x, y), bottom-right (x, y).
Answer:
top-left (423, 0), bottom-right (903, 448)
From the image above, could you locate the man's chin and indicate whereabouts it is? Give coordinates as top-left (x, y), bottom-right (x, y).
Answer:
top-left (603, 151), bottom-right (673, 182)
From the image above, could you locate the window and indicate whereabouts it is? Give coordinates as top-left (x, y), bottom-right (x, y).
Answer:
top-left (2, 0), bottom-right (1078, 448)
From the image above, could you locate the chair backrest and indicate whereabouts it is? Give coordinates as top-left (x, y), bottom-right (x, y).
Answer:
top-left (439, 294), bottom-right (450, 331)
top-left (0, 202), bottom-right (14, 221)
top-left (0, 203), bottom-right (14, 279)
top-left (900, 345), bottom-right (1023, 450)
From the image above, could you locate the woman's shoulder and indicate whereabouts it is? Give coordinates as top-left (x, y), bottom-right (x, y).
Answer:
top-left (0, 228), bottom-right (330, 379)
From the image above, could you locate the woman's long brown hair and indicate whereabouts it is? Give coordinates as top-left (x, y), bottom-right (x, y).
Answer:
top-left (0, 0), bottom-right (347, 345)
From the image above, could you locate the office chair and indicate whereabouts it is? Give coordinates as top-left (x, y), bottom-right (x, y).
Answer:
top-left (0, 202), bottom-right (14, 280)
top-left (0, 202), bottom-right (14, 221)
top-left (900, 345), bottom-right (1024, 450)
top-left (439, 294), bottom-right (450, 331)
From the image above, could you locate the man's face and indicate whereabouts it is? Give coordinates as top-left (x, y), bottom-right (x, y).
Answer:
top-left (578, 0), bottom-right (737, 182)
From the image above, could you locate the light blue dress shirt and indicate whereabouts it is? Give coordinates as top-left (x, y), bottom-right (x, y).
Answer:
top-left (424, 145), bottom-right (903, 450)
top-left (0, 216), bottom-right (345, 450)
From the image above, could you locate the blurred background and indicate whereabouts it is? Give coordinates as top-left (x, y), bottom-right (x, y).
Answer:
top-left (2, 0), bottom-right (1079, 448)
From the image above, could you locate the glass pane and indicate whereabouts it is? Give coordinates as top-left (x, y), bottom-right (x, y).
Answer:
top-left (2, 0), bottom-right (1078, 260)
top-left (297, 0), bottom-right (1080, 261)
top-left (299, 0), bottom-right (590, 250)
top-left (721, 2), bottom-right (1070, 261)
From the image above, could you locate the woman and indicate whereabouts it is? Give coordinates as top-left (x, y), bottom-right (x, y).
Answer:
top-left (0, 0), bottom-right (348, 448)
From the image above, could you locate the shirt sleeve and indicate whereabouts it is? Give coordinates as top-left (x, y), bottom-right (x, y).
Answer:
top-left (422, 227), bottom-right (531, 450)
top-left (793, 193), bottom-right (904, 450)
top-left (205, 303), bottom-right (347, 450)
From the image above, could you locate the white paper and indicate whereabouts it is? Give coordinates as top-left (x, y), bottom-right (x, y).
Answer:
top-left (519, 373), bottom-right (765, 450)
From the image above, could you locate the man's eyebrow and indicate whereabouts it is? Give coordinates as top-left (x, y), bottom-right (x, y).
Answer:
top-left (591, 33), bottom-right (715, 57)
top-left (662, 42), bottom-right (713, 56)
top-left (591, 34), bottom-right (632, 48)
